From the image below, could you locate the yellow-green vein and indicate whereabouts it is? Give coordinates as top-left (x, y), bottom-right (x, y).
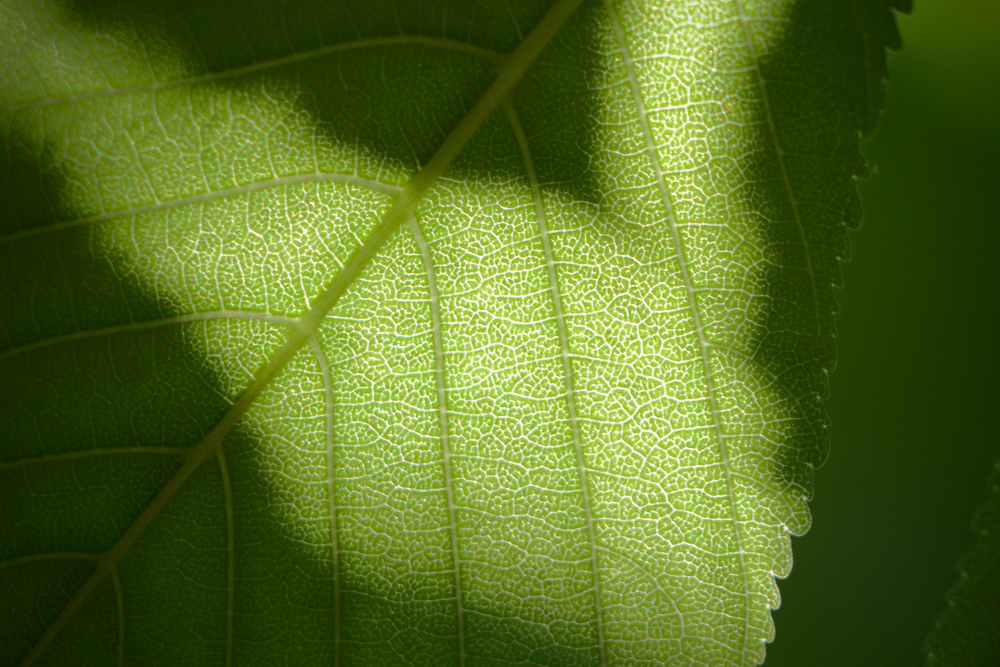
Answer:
top-left (407, 214), bottom-right (466, 663)
top-left (503, 100), bottom-right (606, 665)
top-left (16, 0), bottom-right (586, 662)
top-left (603, 0), bottom-right (753, 659)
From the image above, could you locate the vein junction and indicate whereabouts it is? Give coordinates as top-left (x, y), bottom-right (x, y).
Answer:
top-left (15, 0), bottom-right (587, 663)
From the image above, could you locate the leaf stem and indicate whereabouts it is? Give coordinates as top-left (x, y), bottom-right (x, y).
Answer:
top-left (19, 0), bottom-right (584, 663)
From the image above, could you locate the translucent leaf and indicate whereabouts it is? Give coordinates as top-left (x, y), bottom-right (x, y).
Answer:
top-left (0, 0), bottom-right (903, 663)
top-left (925, 459), bottom-right (1000, 667)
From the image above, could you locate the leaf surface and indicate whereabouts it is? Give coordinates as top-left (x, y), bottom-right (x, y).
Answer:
top-left (0, 0), bottom-right (902, 664)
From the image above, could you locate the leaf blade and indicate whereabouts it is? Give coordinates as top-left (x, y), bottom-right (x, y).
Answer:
top-left (0, 0), bottom-right (904, 664)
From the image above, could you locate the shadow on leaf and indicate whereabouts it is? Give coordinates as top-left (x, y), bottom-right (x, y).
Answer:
top-left (746, 0), bottom-right (905, 523)
top-left (0, 1), bottom-right (611, 664)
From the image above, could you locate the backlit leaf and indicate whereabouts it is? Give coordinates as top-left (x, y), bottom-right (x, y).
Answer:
top-left (0, 0), bottom-right (903, 663)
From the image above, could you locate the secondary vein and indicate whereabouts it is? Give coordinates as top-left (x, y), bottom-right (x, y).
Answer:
top-left (504, 101), bottom-right (607, 666)
top-left (408, 215), bottom-right (466, 664)
top-left (18, 0), bottom-right (586, 663)
top-left (603, 0), bottom-right (752, 660)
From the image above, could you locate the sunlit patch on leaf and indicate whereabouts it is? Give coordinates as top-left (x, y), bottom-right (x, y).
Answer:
top-left (1, 0), bottom-right (904, 664)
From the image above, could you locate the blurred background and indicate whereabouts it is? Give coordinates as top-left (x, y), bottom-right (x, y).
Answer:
top-left (767, 0), bottom-right (1000, 664)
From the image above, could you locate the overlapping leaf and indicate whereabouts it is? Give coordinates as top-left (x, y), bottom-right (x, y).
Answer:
top-left (925, 459), bottom-right (1000, 666)
top-left (0, 0), bottom-right (903, 663)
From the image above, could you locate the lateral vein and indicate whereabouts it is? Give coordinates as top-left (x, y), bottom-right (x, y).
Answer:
top-left (17, 0), bottom-right (586, 663)
top-left (603, 0), bottom-right (752, 660)
top-left (503, 101), bottom-right (607, 666)
top-left (3, 36), bottom-right (503, 112)
top-left (408, 215), bottom-right (466, 664)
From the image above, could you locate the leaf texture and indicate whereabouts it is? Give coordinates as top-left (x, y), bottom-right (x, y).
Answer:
top-left (0, 0), bottom-right (903, 664)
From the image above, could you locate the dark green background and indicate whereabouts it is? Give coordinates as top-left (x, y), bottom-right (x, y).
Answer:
top-left (767, 1), bottom-right (1000, 665)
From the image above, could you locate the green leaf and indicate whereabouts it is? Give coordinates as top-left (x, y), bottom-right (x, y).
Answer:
top-left (0, 0), bottom-right (903, 664)
top-left (925, 459), bottom-right (1000, 666)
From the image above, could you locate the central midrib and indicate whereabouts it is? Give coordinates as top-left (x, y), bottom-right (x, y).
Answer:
top-left (15, 0), bottom-right (587, 662)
